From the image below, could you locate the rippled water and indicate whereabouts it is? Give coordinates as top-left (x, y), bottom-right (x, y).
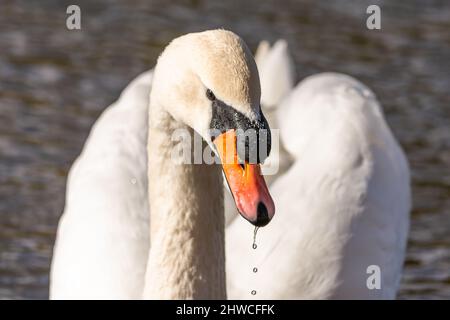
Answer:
top-left (0, 0), bottom-right (449, 299)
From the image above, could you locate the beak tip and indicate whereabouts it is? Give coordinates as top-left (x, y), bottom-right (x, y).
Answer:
top-left (245, 201), bottom-right (274, 227)
top-left (255, 201), bottom-right (270, 226)
top-left (253, 218), bottom-right (271, 227)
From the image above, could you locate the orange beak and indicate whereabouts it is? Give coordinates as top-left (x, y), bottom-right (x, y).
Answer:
top-left (213, 130), bottom-right (275, 226)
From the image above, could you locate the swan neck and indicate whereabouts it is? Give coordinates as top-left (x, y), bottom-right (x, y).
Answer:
top-left (143, 103), bottom-right (226, 299)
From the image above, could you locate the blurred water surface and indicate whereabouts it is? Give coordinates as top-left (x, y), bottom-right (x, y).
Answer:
top-left (0, 0), bottom-right (449, 299)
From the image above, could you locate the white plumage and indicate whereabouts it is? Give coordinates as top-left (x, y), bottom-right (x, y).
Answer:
top-left (50, 36), bottom-right (410, 299)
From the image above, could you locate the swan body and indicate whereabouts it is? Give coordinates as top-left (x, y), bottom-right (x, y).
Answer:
top-left (226, 73), bottom-right (410, 299)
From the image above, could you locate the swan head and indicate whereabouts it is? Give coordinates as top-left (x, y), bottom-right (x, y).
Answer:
top-left (151, 29), bottom-right (275, 226)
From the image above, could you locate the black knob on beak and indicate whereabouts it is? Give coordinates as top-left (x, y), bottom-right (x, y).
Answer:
top-left (236, 111), bottom-right (271, 164)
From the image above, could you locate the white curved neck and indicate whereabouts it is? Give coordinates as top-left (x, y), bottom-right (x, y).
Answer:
top-left (143, 102), bottom-right (226, 299)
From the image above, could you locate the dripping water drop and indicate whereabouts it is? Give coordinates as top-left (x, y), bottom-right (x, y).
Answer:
top-left (252, 226), bottom-right (259, 250)
top-left (251, 227), bottom-right (260, 296)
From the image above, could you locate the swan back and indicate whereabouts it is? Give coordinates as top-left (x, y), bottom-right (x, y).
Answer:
top-left (227, 73), bottom-right (410, 299)
top-left (50, 71), bottom-right (152, 299)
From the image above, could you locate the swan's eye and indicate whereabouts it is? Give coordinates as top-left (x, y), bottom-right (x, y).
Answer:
top-left (206, 89), bottom-right (216, 101)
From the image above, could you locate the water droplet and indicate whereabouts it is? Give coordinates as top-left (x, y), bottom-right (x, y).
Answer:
top-left (252, 226), bottom-right (259, 249)
top-left (251, 228), bottom-right (259, 296)
top-left (131, 178), bottom-right (137, 185)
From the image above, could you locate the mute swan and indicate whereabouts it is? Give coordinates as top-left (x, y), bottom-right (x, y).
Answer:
top-left (226, 73), bottom-right (411, 299)
top-left (50, 30), bottom-right (275, 299)
top-left (51, 30), bottom-right (410, 300)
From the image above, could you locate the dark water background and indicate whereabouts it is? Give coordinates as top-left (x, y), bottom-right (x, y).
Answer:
top-left (0, 0), bottom-right (449, 299)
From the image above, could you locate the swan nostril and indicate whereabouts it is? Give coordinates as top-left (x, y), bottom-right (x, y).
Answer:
top-left (239, 162), bottom-right (245, 171)
top-left (255, 202), bottom-right (270, 227)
